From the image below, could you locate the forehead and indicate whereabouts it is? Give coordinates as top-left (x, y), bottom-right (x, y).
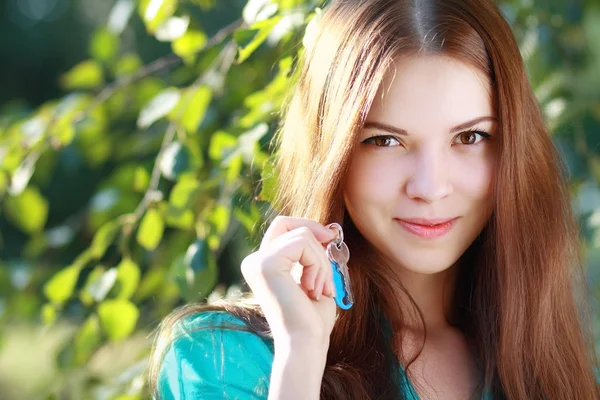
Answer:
top-left (368, 55), bottom-right (495, 130)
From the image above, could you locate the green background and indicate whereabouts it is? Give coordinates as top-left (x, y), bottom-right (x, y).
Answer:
top-left (0, 0), bottom-right (598, 398)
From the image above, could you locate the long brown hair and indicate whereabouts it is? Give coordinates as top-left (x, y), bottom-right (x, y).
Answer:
top-left (149, 1), bottom-right (600, 398)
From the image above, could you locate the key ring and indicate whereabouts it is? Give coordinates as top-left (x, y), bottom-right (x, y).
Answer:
top-left (326, 222), bottom-right (344, 249)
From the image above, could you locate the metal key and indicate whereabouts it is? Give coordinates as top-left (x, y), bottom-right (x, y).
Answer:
top-left (325, 223), bottom-right (354, 310)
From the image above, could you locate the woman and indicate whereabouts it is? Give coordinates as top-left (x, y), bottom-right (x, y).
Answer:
top-left (149, 0), bottom-right (600, 398)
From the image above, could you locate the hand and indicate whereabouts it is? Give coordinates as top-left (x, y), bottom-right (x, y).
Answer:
top-left (241, 216), bottom-right (338, 348)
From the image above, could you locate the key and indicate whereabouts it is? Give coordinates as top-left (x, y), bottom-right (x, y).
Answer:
top-left (327, 242), bottom-right (354, 308)
top-left (326, 238), bottom-right (354, 310)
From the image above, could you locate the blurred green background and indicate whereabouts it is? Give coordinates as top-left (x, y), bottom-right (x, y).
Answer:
top-left (0, 0), bottom-right (598, 399)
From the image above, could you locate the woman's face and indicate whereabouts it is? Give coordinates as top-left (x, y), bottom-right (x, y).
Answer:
top-left (344, 55), bottom-right (497, 275)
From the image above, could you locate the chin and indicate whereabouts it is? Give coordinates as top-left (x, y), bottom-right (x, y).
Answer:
top-left (391, 250), bottom-right (463, 276)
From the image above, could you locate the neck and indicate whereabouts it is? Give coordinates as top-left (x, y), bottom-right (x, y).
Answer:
top-left (392, 263), bottom-right (459, 335)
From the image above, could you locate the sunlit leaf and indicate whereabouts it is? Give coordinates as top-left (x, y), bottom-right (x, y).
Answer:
top-left (133, 166), bottom-right (150, 192)
top-left (234, 16), bottom-right (282, 63)
top-left (108, 0), bottom-right (135, 35)
top-left (259, 156), bottom-right (278, 203)
top-left (43, 264), bottom-right (82, 306)
top-left (169, 176), bottom-right (201, 208)
top-left (208, 131), bottom-right (237, 161)
top-left (136, 208), bottom-right (164, 250)
top-left (139, 0), bottom-right (178, 33)
top-left (4, 186), bottom-right (49, 234)
top-left (98, 299), bottom-right (139, 341)
top-left (170, 85), bottom-right (212, 134)
top-left (90, 27), bottom-right (120, 63)
top-left (209, 204), bottom-right (230, 236)
top-left (137, 88), bottom-right (181, 128)
top-left (226, 153), bottom-right (243, 184)
top-left (134, 77), bottom-right (167, 110)
top-left (155, 15), bottom-right (190, 42)
top-left (172, 30), bottom-right (207, 65)
top-left (74, 314), bottom-right (102, 364)
top-left (243, 0), bottom-right (279, 25)
top-left (90, 221), bottom-right (121, 259)
top-left (85, 267), bottom-right (118, 302)
top-left (160, 141), bottom-right (201, 180)
top-left (116, 258), bottom-right (141, 299)
top-left (60, 60), bottom-right (104, 90)
top-left (9, 151), bottom-right (39, 196)
top-left (41, 303), bottom-right (58, 326)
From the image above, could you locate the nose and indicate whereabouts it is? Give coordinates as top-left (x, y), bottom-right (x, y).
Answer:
top-left (405, 149), bottom-right (453, 203)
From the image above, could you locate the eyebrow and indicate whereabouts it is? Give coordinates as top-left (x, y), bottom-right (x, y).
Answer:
top-left (363, 116), bottom-right (497, 135)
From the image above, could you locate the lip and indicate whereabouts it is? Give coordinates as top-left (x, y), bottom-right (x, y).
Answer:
top-left (395, 217), bottom-right (459, 239)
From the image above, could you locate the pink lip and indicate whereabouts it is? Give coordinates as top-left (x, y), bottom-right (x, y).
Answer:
top-left (395, 217), bottom-right (459, 238)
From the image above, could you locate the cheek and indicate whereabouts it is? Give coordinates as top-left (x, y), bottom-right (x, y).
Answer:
top-left (344, 152), bottom-right (403, 208)
top-left (452, 153), bottom-right (495, 202)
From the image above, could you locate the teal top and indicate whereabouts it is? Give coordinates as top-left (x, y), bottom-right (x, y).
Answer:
top-left (156, 311), bottom-right (493, 399)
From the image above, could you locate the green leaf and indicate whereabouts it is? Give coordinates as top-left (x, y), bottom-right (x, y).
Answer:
top-left (139, 0), bottom-right (178, 33)
top-left (208, 131), bottom-right (237, 161)
top-left (113, 53), bottom-right (142, 77)
top-left (98, 299), bottom-right (139, 341)
top-left (169, 176), bottom-right (201, 208)
top-left (90, 27), bottom-right (120, 63)
top-left (137, 88), bottom-right (181, 128)
top-left (164, 205), bottom-right (195, 229)
top-left (90, 221), bottom-right (121, 259)
top-left (9, 151), bottom-right (39, 196)
top-left (234, 16), bottom-right (282, 63)
top-left (209, 204), bottom-right (230, 236)
top-left (237, 123), bottom-right (269, 162)
top-left (155, 15), bottom-right (190, 42)
top-left (133, 166), bottom-right (150, 192)
top-left (137, 208), bottom-right (164, 250)
top-left (243, 0), bottom-right (278, 25)
top-left (116, 258), bottom-right (141, 299)
top-left (84, 267), bottom-right (118, 302)
top-left (4, 186), bottom-right (49, 234)
top-left (170, 252), bottom-right (217, 302)
top-left (234, 202), bottom-right (261, 234)
top-left (226, 153), bottom-right (243, 184)
top-left (160, 141), bottom-right (201, 180)
top-left (172, 30), bottom-right (207, 65)
top-left (43, 264), bottom-right (82, 306)
top-left (41, 303), bottom-right (58, 326)
top-left (259, 156), bottom-right (278, 203)
top-left (74, 314), bottom-right (102, 364)
top-left (170, 85), bottom-right (212, 133)
top-left (60, 60), bottom-right (104, 90)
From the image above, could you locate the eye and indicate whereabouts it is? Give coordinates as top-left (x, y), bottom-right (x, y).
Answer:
top-left (362, 135), bottom-right (402, 147)
top-left (453, 129), bottom-right (491, 145)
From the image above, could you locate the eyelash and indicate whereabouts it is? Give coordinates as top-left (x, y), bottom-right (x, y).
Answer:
top-left (361, 128), bottom-right (492, 147)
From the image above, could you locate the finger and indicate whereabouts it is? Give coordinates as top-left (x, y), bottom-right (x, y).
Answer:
top-left (313, 268), bottom-right (326, 300)
top-left (260, 228), bottom-right (327, 277)
top-left (322, 271), bottom-right (333, 297)
top-left (261, 216), bottom-right (336, 249)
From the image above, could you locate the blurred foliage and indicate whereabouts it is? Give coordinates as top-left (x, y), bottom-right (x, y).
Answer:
top-left (0, 0), bottom-right (598, 398)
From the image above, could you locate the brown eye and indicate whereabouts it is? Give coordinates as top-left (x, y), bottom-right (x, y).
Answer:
top-left (453, 130), bottom-right (491, 145)
top-left (460, 132), bottom-right (477, 144)
top-left (362, 135), bottom-right (401, 147)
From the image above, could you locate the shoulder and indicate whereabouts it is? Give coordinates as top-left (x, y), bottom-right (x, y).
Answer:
top-left (156, 310), bottom-right (274, 400)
